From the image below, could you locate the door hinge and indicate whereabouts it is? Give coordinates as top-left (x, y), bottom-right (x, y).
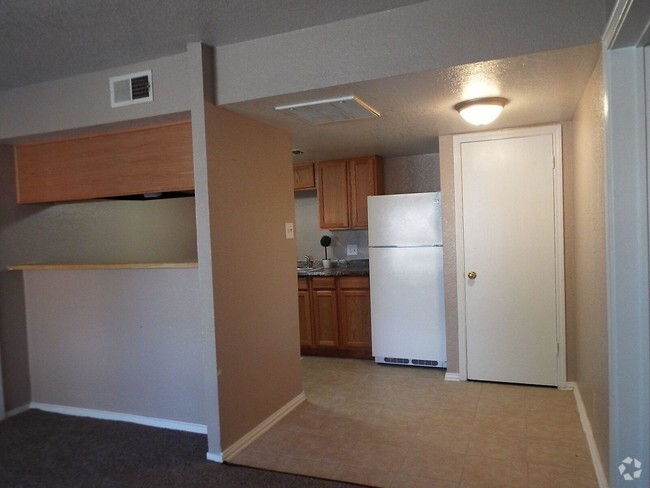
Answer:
top-left (552, 156), bottom-right (556, 169)
top-left (557, 342), bottom-right (560, 357)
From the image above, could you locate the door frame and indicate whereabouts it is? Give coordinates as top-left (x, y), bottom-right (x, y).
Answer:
top-left (452, 124), bottom-right (566, 387)
top-left (603, 1), bottom-right (650, 483)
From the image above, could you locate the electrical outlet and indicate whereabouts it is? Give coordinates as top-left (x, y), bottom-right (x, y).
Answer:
top-left (347, 244), bottom-right (358, 256)
top-left (285, 222), bottom-right (294, 239)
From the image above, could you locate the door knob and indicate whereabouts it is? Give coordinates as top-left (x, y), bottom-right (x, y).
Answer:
top-left (467, 271), bottom-right (477, 280)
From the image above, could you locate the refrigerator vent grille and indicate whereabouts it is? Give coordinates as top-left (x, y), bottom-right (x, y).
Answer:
top-left (412, 359), bottom-right (439, 367)
top-left (381, 357), bottom-right (443, 368)
top-left (384, 357), bottom-right (410, 364)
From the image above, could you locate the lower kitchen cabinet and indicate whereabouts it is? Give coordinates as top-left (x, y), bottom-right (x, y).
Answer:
top-left (338, 277), bottom-right (372, 350)
top-left (297, 278), bottom-right (313, 347)
top-left (299, 275), bottom-right (371, 358)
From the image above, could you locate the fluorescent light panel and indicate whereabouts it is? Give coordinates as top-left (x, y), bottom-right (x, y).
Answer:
top-left (275, 96), bottom-right (380, 124)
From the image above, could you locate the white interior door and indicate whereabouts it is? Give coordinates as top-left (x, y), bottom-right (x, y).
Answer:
top-left (456, 126), bottom-right (563, 386)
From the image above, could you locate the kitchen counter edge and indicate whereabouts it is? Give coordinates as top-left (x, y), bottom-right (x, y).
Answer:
top-left (297, 267), bottom-right (369, 277)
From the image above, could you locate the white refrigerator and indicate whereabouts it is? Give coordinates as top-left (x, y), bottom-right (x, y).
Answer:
top-left (368, 192), bottom-right (446, 368)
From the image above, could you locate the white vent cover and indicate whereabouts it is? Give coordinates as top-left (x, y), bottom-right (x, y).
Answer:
top-left (275, 96), bottom-right (380, 125)
top-left (110, 70), bottom-right (153, 108)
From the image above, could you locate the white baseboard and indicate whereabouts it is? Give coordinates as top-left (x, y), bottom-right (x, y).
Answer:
top-left (444, 372), bottom-right (462, 382)
top-left (206, 451), bottom-right (224, 463)
top-left (6, 403), bottom-right (30, 418)
top-left (567, 382), bottom-right (609, 488)
top-left (220, 392), bottom-right (306, 462)
top-left (29, 402), bottom-right (207, 434)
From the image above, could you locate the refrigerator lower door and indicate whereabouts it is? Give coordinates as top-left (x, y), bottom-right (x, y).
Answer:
top-left (369, 246), bottom-right (446, 367)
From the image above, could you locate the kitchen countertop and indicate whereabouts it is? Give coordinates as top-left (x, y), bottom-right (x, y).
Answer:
top-left (297, 260), bottom-right (369, 277)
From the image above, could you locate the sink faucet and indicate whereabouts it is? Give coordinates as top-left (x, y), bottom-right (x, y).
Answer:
top-left (304, 255), bottom-right (313, 268)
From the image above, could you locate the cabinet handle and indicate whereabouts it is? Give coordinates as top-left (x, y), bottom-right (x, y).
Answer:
top-left (467, 271), bottom-right (477, 280)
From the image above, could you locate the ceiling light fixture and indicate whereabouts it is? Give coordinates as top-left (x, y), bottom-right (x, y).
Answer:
top-left (454, 97), bottom-right (508, 126)
top-left (275, 96), bottom-right (380, 125)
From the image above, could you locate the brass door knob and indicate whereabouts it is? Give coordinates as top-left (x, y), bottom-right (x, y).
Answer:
top-left (467, 271), bottom-right (477, 280)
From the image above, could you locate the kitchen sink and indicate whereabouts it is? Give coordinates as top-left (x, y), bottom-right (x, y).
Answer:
top-left (297, 266), bottom-right (322, 275)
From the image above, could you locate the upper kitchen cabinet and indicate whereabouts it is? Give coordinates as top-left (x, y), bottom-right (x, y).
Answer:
top-left (14, 121), bottom-right (194, 204)
top-left (316, 156), bottom-right (383, 229)
top-left (293, 162), bottom-right (316, 191)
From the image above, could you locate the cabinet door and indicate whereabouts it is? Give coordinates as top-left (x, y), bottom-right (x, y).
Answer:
top-left (312, 289), bottom-right (339, 347)
top-left (298, 289), bottom-right (314, 347)
top-left (338, 277), bottom-right (372, 351)
top-left (14, 121), bottom-right (194, 203)
top-left (349, 156), bottom-right (383, 228)
top-left (317, 160), bottom-right (349, 229)
top-left (293, 163), bottom-right (315, 191)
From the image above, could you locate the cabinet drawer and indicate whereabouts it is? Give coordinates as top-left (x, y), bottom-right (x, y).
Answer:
top-left (312, 277), bottom-right (336, 289)
top-left (339, 276), bottom-right (370, 289)
top-left (298, 277), bottom-right (309, 290)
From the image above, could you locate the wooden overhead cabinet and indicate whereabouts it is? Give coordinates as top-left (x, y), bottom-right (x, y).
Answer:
top-left (14, 121), bottom-right (194, 203)
top-left (316, 156), bottom-right (383, 229)
top-left (293, 162), bottom-right (315, 191)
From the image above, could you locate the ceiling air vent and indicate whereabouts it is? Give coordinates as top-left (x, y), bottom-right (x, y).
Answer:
top-left (110, 70), bottom-right (153, 108)
top-left (275, 96), bottom-right (380, 125)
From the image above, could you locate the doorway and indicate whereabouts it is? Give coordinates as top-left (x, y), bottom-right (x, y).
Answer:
top-left (453, 125), bottom-right (566, 386)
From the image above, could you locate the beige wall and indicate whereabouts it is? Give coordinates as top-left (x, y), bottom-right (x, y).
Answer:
top-left (570, 56), bottom-right (608, 474)
top-left (204, 103), bottom-right (303, 451)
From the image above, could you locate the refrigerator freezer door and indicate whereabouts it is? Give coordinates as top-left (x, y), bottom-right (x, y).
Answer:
top-left (369, 246), bottom-right (446, 363)
top-left (368, 192), bottom-right (441, 247)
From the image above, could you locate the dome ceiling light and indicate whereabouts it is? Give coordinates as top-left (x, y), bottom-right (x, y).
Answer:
top-left (454, 97), bottom-right (508, 126)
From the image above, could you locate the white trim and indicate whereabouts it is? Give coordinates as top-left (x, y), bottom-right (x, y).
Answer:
top-left (568, 382), bottom-right (610, 488)
top-left (604, 46), bottom-right (650, 486)
top-left (221, 392), bottom-right (306, 462)
top-left (6, 403), bottom-right (30, 418)
top-left (603, 0), bottom-right (635, 48)
top-left (452, 124), bottom-right (566, 387)
top-left (444, 372), bottom-right (463, 382)
top-left (29, 402), bottom-right (207, 434)
top-left (206, 451), bottom-right (224, 463)
top-left (603, 0), bottom-right (650, 49)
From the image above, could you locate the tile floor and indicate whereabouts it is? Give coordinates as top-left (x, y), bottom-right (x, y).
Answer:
top-left (232, 357), bottom-right (599, 487)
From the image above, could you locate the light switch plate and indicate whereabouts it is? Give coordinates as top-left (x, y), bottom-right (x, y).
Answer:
top-left (285, 222), bottom-right (294, 239)
top-left (347, 244), bottom-right (358, 256)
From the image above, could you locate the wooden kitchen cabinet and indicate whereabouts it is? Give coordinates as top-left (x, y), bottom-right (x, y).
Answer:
top-left (316, 156), bottom-right (383, 229)
top-left (338, 276), bottom-right (372, 350)
top-left (298, 274), bottom-right (371, 358)
top-left (293, 163), bottom-right (316, 191)
top-left (316, 160), bottom-right (349, 228)
top-left (311, 277), bottom-right (339, 348)
top-left (349, 157), bottom-right (383, 228)
top-left (14, 121), bottom-right (194, 203)
top-left (297, 278), bottom-right (313, 347)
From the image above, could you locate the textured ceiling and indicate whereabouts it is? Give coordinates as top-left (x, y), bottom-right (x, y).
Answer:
top-left (0, 1), bottom-right (603, 161)
top-left (0, 0), bottom-right (424, 91)
top-left (226, 43), bottom-right (602, 161)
